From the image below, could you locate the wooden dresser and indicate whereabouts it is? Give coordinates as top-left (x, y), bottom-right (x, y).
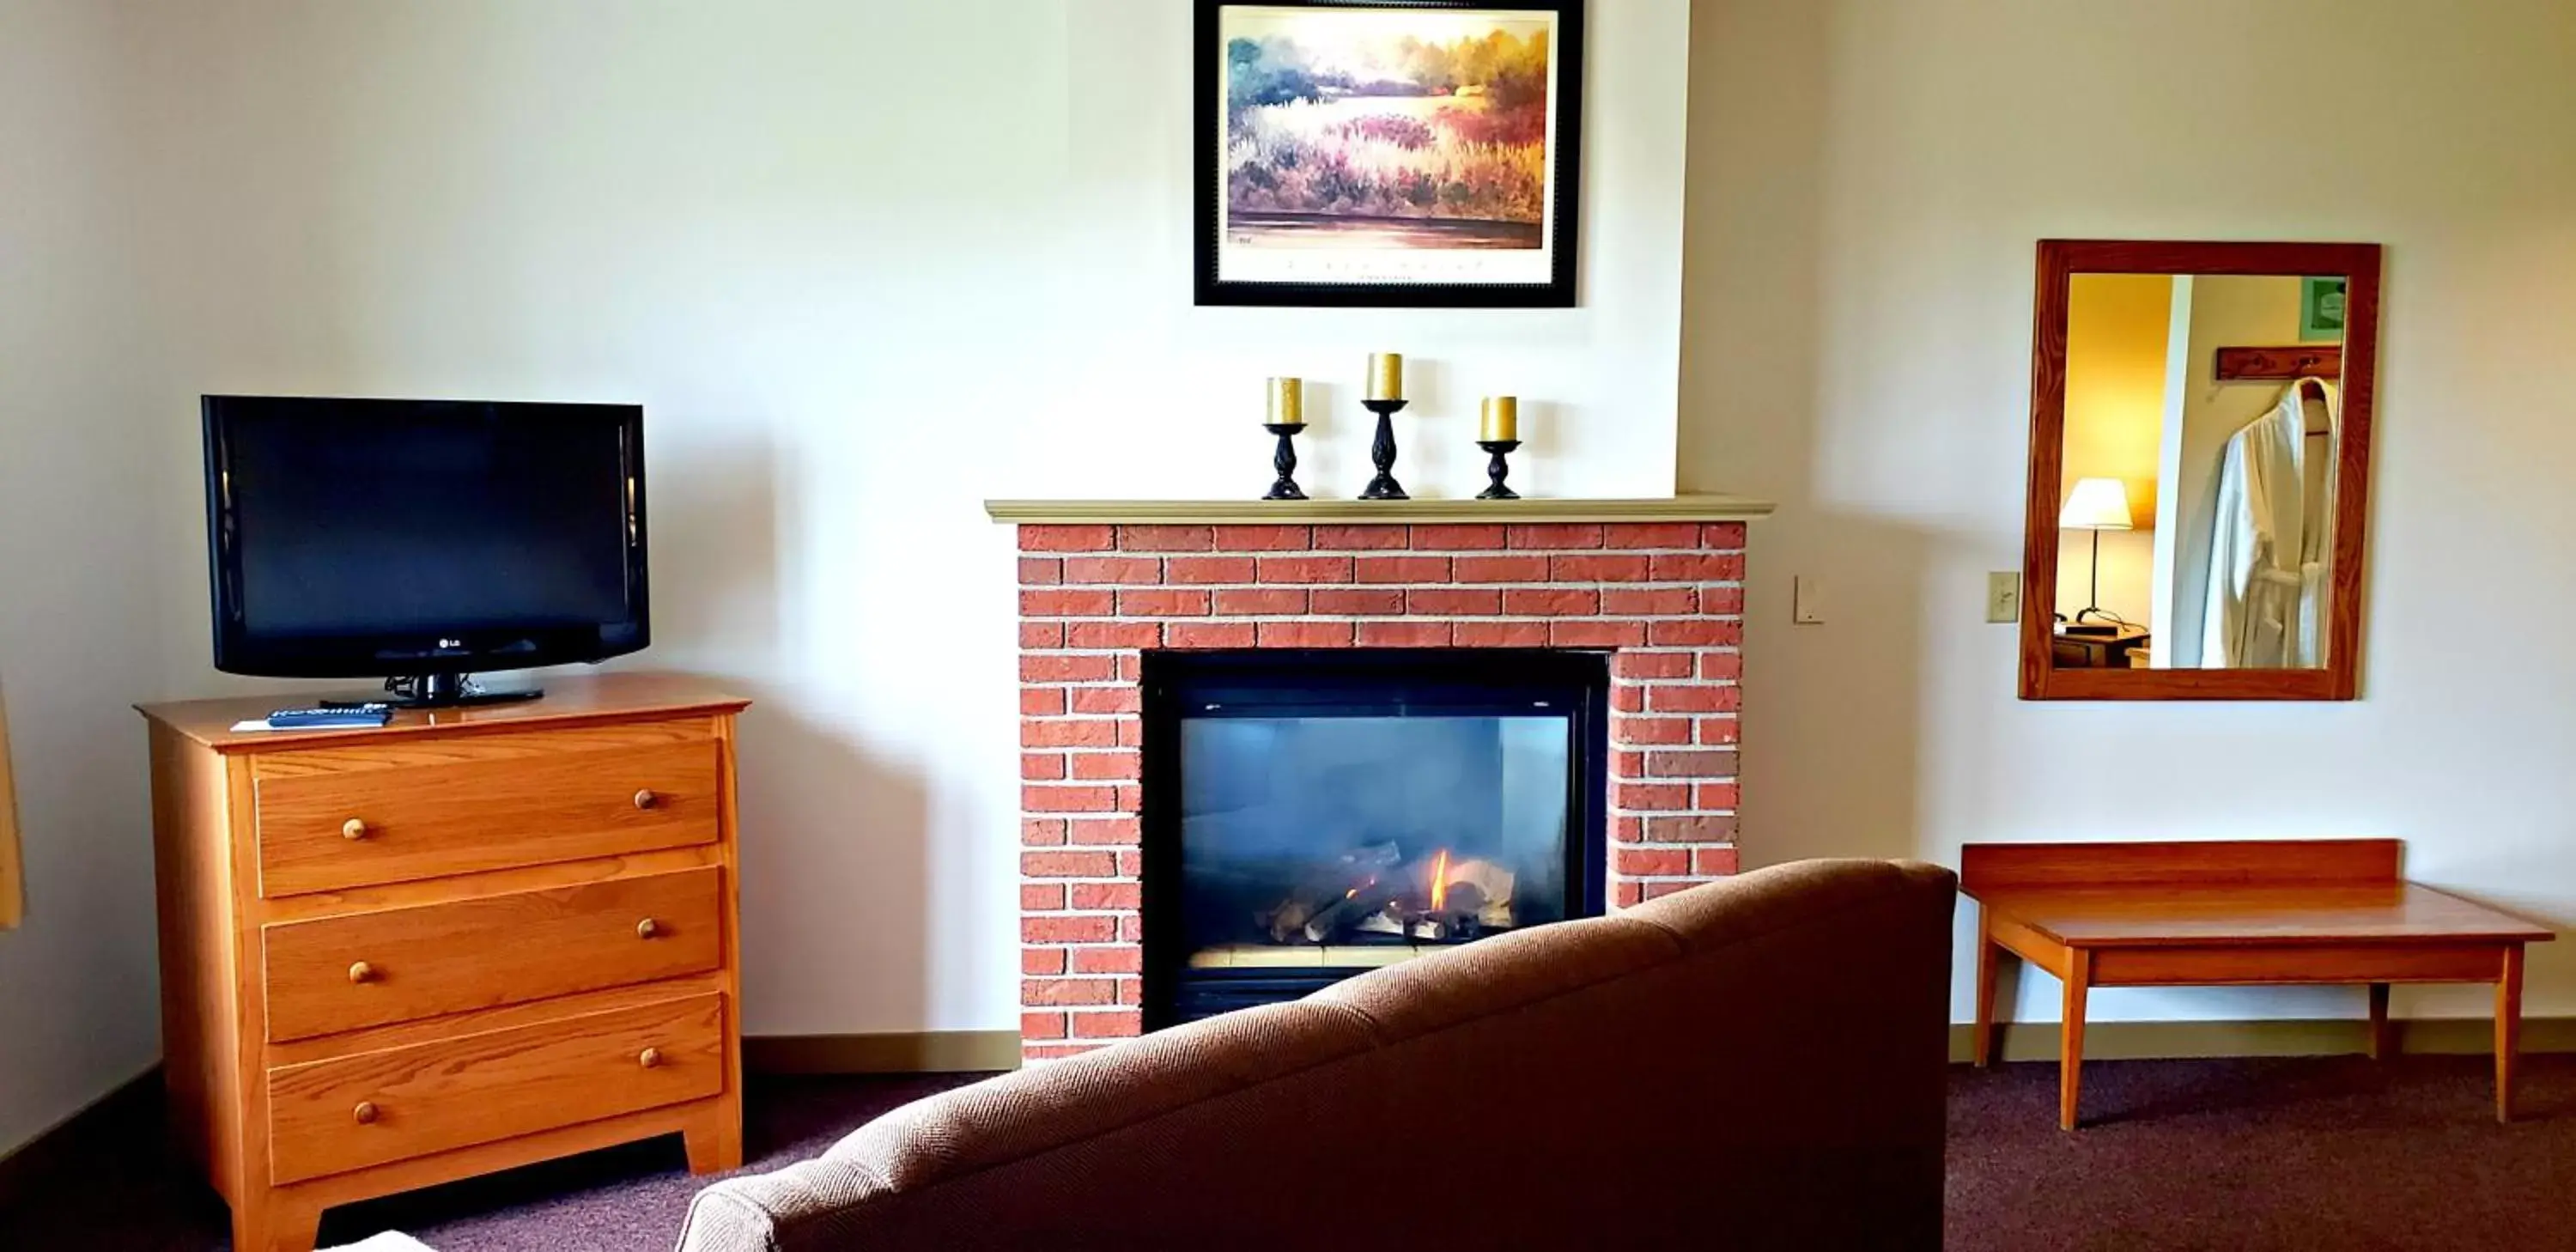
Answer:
top-left (137, 675), bottom-right (750, 1252)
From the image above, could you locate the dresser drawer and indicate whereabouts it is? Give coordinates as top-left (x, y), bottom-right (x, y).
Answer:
top-left (267, 993), bottom-right (726, 1185)
top-left (253, 731), bottom-right (723, 896)
top-left (262, 866), bottom-right (724, 1043)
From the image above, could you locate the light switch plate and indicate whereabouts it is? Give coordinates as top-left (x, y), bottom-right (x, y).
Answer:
top-left (1986, 572), bottom-right (2022, 624)
top-left (1793, 575), bottom-right (1825, 624)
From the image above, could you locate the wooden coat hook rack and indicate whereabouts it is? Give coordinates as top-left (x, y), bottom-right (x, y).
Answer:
top-left (2215, 344), bottom-right (2342, 382)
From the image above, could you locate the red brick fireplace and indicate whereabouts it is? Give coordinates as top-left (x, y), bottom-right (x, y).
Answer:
top-left (999, 501), bottom-right (1762, 1061)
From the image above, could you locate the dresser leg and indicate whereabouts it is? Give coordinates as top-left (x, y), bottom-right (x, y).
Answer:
top-left (234, 1190), bottom-right (324, 1252)
top-left (2496, 945), bottom-right (2525, 1123)
top-left (683, 1104), bottom-right (744, 1176)
top-left (2059, 950), bottom-right (2091, 1132)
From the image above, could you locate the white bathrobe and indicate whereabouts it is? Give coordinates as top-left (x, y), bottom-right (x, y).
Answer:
top-left (2201, 380), bottom-right (2338, 668)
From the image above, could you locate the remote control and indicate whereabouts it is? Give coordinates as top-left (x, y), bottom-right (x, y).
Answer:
top-left (266, 705), bottom-right (393, 729)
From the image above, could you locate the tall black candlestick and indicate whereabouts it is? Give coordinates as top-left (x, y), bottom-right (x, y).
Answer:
top-left (1359, 399), bottom-right (1408, 501)
top-left (1477, 440), bottom-right (1522, 500)
top-left (1263, 423), bottom-right (1308, 501)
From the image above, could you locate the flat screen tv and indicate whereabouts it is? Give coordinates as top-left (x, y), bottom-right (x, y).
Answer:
top-left (204, 396), bottom-right (649, 706)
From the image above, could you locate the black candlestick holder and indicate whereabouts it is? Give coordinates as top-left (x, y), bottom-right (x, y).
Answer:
top-left (1477, 440), bottom-right (1523, 500)
top-left (1262, 423), bottom-right (1308, 501)
top-left (1360, 399), bottom-right (1409, 501)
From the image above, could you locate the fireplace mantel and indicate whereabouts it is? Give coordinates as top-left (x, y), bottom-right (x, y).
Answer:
top-left (986, 494), bottom-right (1774, 526)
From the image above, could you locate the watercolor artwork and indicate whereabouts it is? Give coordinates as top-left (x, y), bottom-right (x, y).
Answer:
top-left (1197, 2), bottom-right (1584, 307)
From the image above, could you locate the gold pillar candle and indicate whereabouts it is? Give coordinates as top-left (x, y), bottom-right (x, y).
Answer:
top-left (1267, 378), bottom-right (1305, 426)
top-left (1480, 397), bottom-right (1520, 442)
top-left (1366, 353), bottom-right (1405, 403)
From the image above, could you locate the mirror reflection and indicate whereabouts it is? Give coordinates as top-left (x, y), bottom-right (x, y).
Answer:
top-left (2054, 273), bottom-right (2348, 672)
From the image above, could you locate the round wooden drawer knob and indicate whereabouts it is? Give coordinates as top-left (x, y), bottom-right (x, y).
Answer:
top-left (633, 789), bottom-right (659, 811)
top-left (348, 961), bottom-right (376, 984)
top-left (353, 1101), bottom-right (380, 1126)
top-left (635, 917), bottom-right (660, 940)
top-left (342, 818), bottom-right (369, 841)
top-left (638, 1048), bottom-right (663, 1069)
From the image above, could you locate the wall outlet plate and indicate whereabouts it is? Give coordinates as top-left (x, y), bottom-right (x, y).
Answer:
top-left (1793, 575), bottom-right (1825, 624)
top-left (1986, 572), bottom-right (2022, 624)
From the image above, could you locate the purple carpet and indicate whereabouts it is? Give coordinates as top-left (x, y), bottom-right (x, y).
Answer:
top-left (7, 1057), bottom-right (2573, 1249)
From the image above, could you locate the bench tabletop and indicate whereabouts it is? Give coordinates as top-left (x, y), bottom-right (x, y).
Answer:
top-left (1970, 880), bottom-right (2555, 949)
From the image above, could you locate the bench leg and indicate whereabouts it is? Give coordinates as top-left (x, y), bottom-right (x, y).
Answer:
top-left (2060, 949), bottom-right (2091, 1131)
top-left (1973, 911), bottom-right (2002, 1067)
top-left (2368, 982), bottom-right (2395, 1061)
top-left (2497, 945), bottom-right (2525, 1123)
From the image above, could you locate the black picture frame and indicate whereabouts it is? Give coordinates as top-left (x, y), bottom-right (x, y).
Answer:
top-left (1195, 0), bottom-right (1587, 309)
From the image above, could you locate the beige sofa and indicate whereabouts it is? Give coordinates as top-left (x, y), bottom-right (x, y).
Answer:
top-left (677, 859), bottom-right (1957, 1251)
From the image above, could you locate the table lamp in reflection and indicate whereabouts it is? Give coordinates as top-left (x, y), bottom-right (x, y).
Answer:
top-left (2058, 477), bottom-right (2134, 627)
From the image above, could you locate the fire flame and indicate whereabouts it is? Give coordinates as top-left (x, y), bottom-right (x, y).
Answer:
top-left (1430, 849), bottom-right (1451, 912)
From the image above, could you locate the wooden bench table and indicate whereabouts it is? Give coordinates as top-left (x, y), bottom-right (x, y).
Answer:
top-left (1961, 840), bottom-right (2553, 1129)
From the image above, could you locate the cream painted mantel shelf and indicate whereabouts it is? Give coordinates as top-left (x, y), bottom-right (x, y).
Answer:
top-left (984, 495), bottom-right (1775, 525)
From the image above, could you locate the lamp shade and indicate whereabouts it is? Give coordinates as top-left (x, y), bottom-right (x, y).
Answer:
top-left (2059, 477), bottom-right (2136, 531)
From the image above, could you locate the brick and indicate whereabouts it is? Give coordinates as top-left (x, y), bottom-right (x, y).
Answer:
top-left (1314, 524), bottom-right (1409, 550)
top-left (1071, 1010), bottom-right (1144, 1039)
top-left (1064, 556), bottom-right (1161, 586)
top-left (1072, 946), bottom-right (1143, 975)
top-left (1698, 652), bottom-right (1744, 682)
top-left (1358, 621), bottom-right (1455, 647)
top-left (1117, 526), bottom-right (1213, 552)
top-left (1311, 587), bottom-right (1406, 616)
top-left (1022, 720), bottom-right (1116, 750)
top-left (1613, 880), bottom-right (1647, 909)
top-left (1165, 621), bottom-right (1259, 649)
top-left (1643, 815), bottom-right (1740, 844)
top-left (1117, 977), bottom-right (1143, 1006)
top-left (1069, 686), bottom-right (1141, 714)
top-left (1021, 654), bottom-right (1115, 684)
top-left (1703, 522), bottom-right (1749, 549)
top-left (1258, 556), bottom-right (1354, 584)
top-left (1020, 687), bottom-right (1066, 717)
top-left (1022, 849), bottom-right (1118, 878)
top-left (1022, 785), bottom-right (1120, 813)
top-left (1643, 881), bottom-right (1701, 901)
top-left (1165, 556), bottom-right (1258, 585)
top-left (1022, 818), bottom-right (1067, 847)
top-left (1692, 848), bottom-right (1741, 876)
top-left (1453, 555), bottom-right (1551, 584)
top-left (1021, 588), bottom-right (1115, 617)
top-left (1613, 715), bottom-right (1693, 745)
top-left (1648, 684), bottom-right (1740, 714)
top-left (1023, 947), bottom-right (1067, 975)
top-left (1021, 525), bottom-right (1114, 553)
top-left (1603, 587), bottom-right (1698, 617)
top-left (1551, 620), bottom-right (1647, 648)
top-left (1455, 621), bottom-right (1549, 647)
top-left (1695, 782), bottom-right (1741, 810)
top-left (1611, 685), bottom-right (1645, 713)
top-left (1023, 977), bottom-right (1117, 1006)
top-left (1704, 587), bottom-right (1747, 615)
top-left (1698, 716), bottom-right (1741, 745)
top-left (1021, 883), bottom-right (1066, 911)
top-left (1406, 587), bottom-right (1503, 616)
top-left (1650, 553), bottom-right (1747, 583)
top-left (1603, 523), bottom-right (1704, 550)
top-left (1614, 782), bottom-right (1691, 811)
top-left (1022, 915), bottom-right (1116, 944)
top-left (1118, 589), bottom-right (1212, 617)
top-left (1067, 817), bottom-right (1142, 846)
top-left (1613, 652), bottom-right (1695, 680)
top-left (1647, 749), bottom-right (1740, 778)
top-left (1613, 816), bottom-right (1645, 845)
top-left (1411, 524), bottom-right (1508, 550)
top-left (1356, 555), bottom-right (1450, 584)
top-left (1019, 622), bottom-right (1065, 649)
top-left (1071, 881), bottom-right (1142, 910)
top-left (1019, 557), bottom-right (1064, 586)
top-left (1508, 524), bottom-right (1605, 550)
top-left (1071, 751), bottom-right (1141, 781)
top-left (1550, 554), bottom-right (1651, 582)
top-left (1611, 750), bottom-right (1646, 779)
top-left (1503, 588), bottom-right (1598, 617)
top-left (1115, 880), bottom-right (1144, 911)
top-left (1650, 620), bottom-right (1742, 647)
top-left (1213, 588), bottom-right (1308, 616)
top-left (1615, 848), bottom-right (1690, 877)
top-left (1021, 752), bottom-right (1066, 781)
top-left (1258, 621), bottom-right (1356, 648)
top-left (1021, 1011), bottom-right (1067, 1041)
top-left (1066, 621), bottom-right (1163, 649)
top-left (1211, 525), bottom-right (1310, 550)
top-left (1114, 715), bottom-right (1145, 746)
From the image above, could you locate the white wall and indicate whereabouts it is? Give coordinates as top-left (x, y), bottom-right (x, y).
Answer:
top-left (1683, 0), bottom-right (2576, 1025)
top-left (0, 0), bottom-right (1692, 1152)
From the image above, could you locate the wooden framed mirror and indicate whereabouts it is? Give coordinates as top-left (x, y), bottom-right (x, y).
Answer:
top-left (2020, 240), bottom-right (2383, 701)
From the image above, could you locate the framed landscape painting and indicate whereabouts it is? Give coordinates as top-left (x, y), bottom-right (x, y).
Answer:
top-left (1196, 0), bottom-right (1585, 308)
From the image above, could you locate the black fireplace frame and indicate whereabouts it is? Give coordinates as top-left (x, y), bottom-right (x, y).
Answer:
top-left (1139, 648), bottom-right (1612, 1030)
